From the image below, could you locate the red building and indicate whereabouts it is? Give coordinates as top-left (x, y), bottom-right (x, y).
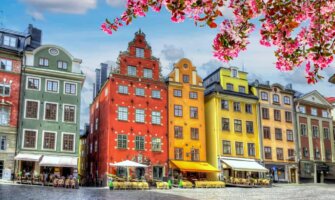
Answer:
top-left (88, 30), bottom-right (168, 185)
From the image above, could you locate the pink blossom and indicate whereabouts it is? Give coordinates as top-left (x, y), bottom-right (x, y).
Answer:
top-left (101, 23), bottom-right (112, 35)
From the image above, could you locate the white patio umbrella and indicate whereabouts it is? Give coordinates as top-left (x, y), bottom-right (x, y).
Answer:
top-left (110, 160), bottom-right (148, 181)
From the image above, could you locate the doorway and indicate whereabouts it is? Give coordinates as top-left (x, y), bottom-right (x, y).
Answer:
top-left (0, 160), bottom-right (3, 179)
top-left (153, 166), bottom-right (163, 180)
top-left (136, 167), bottom-right (145, 179)
top-left (290, 168), bottom-right (296, 183)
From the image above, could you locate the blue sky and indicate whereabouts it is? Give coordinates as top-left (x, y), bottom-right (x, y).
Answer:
top-left (1, 0), bottom-right (334, 128)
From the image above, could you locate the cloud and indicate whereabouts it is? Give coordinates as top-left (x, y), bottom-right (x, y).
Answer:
top-left (197, 59), bottom-right (223, 78)
top-left (106, 0), bottom-right (126, 7)
top-left (160, 44), bottom-right (185, 62)
top-left (21, 0), bottom-right (96, 20)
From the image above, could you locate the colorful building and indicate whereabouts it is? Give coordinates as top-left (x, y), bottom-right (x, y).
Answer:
top-left (294, 90), bottom-right (334, 183)
top-left (88, 30), bottom-right (168, 185)
top-left (166, 58), bottom-right (218, 182)
top-left (0, 25), bottom-right (41, 180)
top-left (252, 81), bottom-right (298, 183)
top-left (78, 124), bottom-right (89, 179)
top-left (15, 44), bottom-right (85, 178)
top-left (204, 67), bottom-right (267, 181)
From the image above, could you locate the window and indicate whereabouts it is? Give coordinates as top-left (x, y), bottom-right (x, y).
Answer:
top-left (118, 106), bottom-right (128, 121)
top-left (223, 140), bottom-right (231, 154)
top-left (23, 130), bottom-right (37, 148)
top-left (39, 58), bottom-right (49, 66)
top-left (3, 35), bottom-right (16, 47)
top-left (303, 147), bottom-right (309, 158)
top-left (263, 127), bottom-right (271, 139)
top-left (248, 143), bottom-right (255, 156)
top-left (234, 120), bottom-right (242, 132)
top-left (135, 109), bottom-right (145, 123)
top-left (299, 106), bottom-right (306, 114)
top-left (190, 107), bottom-right (198, 119)
top-left (261, 92), bottom-right (268, 100)
top-left (25, 100), bottom-right (38, 119)
top-left (57, 61), bottom-right (68, 69)
top-left (288, 149), bottom-right (295, 161)
top-left (189, 92), bottom-right (198, 99)
top-left (118, 85), bottom-right (128, 94)
top-left (285, 111), bottom-right (292, 122)
top-left (95, 118), bottom-right (98, 130)
top-left (222, 118), bottom-right (230, 131)
top-left (0, 84), bottom-right (10, 96)
top-left (274, 109), bottom-right (281, 121)
top-left (0, 106), bottom-right (9, 126)
top-left (284, 96), bottom-right (291, 105)
top-left (94, 141), bottom-right (98, 152)
top-left (174, 126), bottom-right (183, 138)
top-left (135, 136), bottom-right (145, 150)
top-left (136, 48), bottom-right (144, 58)
top-left (326, 149), bottom-right (332, 160)
top-left (238, 86), bottom-right (245, 93)
top-left (324, 128), bottom-right (330, 139)
top-left (175, 148), bottom-right (183, 160)
top-left (235, 142), bottom-right (244, 155)
top-left (264, 147), bottom-right (272, 159)
top-left (65, 83), bottom-right (76, 95)
top-left (62, 133), bottom-right (74, 151)
top-left (152, 90), bottom-right (161, 98)
top-left (43, 132), bottom-right (56, 150)
top-left (191, 149), bottom-right (200, 161)
top-left (233, 102), bottom-right (240, 112)
top-left (152, 138), bottom-right (161, 151)
top-left (275, 128), bottom-right (282, 140)
top-left (152, 111), bottom-right (161, 124)
top-left (173, 89), bottom-right (182, 97)
top-left (262, 108), bottom-right (269, 119)
top-left (46, 80), bottom-right (58, 92)
top-left (312, 126), bottom-right (319, 138)
top-left (143, 68), bottom-right (153, 79)
top-left (246, 121), bottom-right (254, 133)
top-left (174, 105), bottom-right (182, 117)
top-left (117, 134), bottom-right (127, 149)
top-left (0, 136), bottom-right (6, 150)
top-left (44, 103), bottom-right (57, 121)
top-left (314, 148), bottom-right (320, 159)
top-left (27, 77), bottom-right (40, 90)
top-left (245, 104), bottom-right (252, 113)
top-left (276, 148), bottom-right (284, 160)
top-left (273, 94), bottom-right (280, 104)
top-left (231, 69), bottom-right (238, 77)
top-left (287, 130), bottom-right (294, 141)
top-left (311, 108), bottom-right (317, 116)
top-left (127, 66), bottom-right (137, 76)
top-left (64, 105), bottom-right (75, 122)
top-left (0, 59), bottom-right (12, 71)
top-left (191, 128), bottom-right (199, 140)
top-left (226, 83), bottom-right (233, 91)
top-left (183, 75), bottom-right (189, 83)
top-left (300, 124), bottom-right (307, 136)
top-left (135, 88), bottom-right (145, 96)
top-left (221, 100), bottom-right (229, 110)
top-left (322, 110), bottom-right (328, 118)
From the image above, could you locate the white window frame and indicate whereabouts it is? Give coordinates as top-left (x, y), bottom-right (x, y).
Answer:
top-left (118, 85), bottom-right (128, 94)
top-left (143, 68), bottom-right (153, 79)
top-left (41, 130), bottom-right (57, 151)
top-left (231, 68), bottom-right (238, 77)
top-left (261, 91), bottom-right (268, 101)
top-left (135, 88), bottom-right (145, 96)
top-left (299, 106), bottom-right (306, 114)
top-left (62, 104), bottom-right (77, 123)
top-left (135, 109), bottom-right (145, 123)
top-left (45, 79), bottom-right (59, 93)
top-left (322, 110), bottom-right (328, 118)
top-left (64, 81), bottom-right (77, 96)
top-left (0, 59), bottom-right (13, 71)
top-left (284, 96), bottom-right (291, 105)
top-left (135, 48), bottom-right (144, 58)
top-left (24, 99), bottom-right (40, 120)
top-left (0, 106), bottom-right (10, 126)
top-left (61, 132), bottom-right (76, 152)
top-left (57, 61), bottom-right (68, 70)
top-left (152, 111), bottom-right (161, 125)
top-left (152, 90), bottom-right (161, 99)
top-left (22, 129), bottom-right (38, 150)
top-left (118, 106), bottom-right (128, 121)
top-left (3, 35), bottom-right (17, 47)
top-left (38, 58), bottom-right (49, 67)
top-left (26, 76), bottom-right (41, 91)
top-left (0, 84), bottom-right (10, 97)
top-left (311, 108), bottom-right (317, 116)
top-left (43, 101), bottom-right (59, 121)
top-left (127, 66), bottom-right (137, 76)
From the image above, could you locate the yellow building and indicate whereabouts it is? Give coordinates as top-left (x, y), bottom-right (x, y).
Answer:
top-left (251, 81), bottom-right (298, 183)
top-left (167, 58), bottom-right (218, 181)
top-left (78, 129), bottom-right (88, 179)
top-left (204, 67), bottom-right (267, 181)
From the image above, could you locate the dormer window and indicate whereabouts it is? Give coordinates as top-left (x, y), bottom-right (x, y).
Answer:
top-left (231, 68), bottom-right (238, 77)
top-left (0, 59), bottom-right (12, 71)
top-left (58, 61), bottom-right (68, 70)
top-left (3, 35), bottom-right (17, 47)
top-left (39, 58), bottom-right (49, 67)
top-left (273, 94), bottom-right (280, 104)
top-left (136, 48), bottom-right (144, 58)
top-left (226, 83), bottom-right (233, 91)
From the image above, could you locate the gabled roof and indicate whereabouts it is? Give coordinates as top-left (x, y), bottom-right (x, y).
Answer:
top-left (326, 97), bottom-right (335, 104)
top-left (295, 90), bottom-right (333, 108)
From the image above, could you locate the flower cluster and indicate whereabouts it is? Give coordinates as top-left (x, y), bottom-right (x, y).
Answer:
top-left (102, 0), bottom-right (335, 84)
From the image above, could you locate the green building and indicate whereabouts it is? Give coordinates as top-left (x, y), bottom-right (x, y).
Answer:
top-left (15, 45), bottom-right (85, 178)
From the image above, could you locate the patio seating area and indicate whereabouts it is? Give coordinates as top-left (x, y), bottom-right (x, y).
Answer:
top-left (194, 181), bottom-right (225, 188)
top-left (226, 177), bottom-right (271, 187)
top-left (111, 181), bottom-right (149, 190)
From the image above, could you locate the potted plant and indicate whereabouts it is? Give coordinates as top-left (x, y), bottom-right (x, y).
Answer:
top-left (109, 180), bottom-right (114, 190)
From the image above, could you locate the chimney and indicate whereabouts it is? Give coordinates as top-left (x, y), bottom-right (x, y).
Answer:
top-left (286, 83), bottom-right (293, 90)
top-left (28, 24), bottom-right (42, 49)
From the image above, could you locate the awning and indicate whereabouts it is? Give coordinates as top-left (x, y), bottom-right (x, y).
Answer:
top-left (110, 160), bottom-right (148, 167)
top-left (170, 160), bottom-right (220, 173)
top-left (220, 157), bottom-right (268, 173)
top-left (39, 155), bottom-right (78, 168)
top-left (14, 153), bottom-right (42, 162)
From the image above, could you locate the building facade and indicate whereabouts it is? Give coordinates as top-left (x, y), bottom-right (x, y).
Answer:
top-left (15, 44), bottom-right (85, 178)
top-left (252, 81), bottom-right (298, 183)
top-left (88, 30), bottom-right (168, 185)
top-left (78, 124), bottom-right (89, 178)
top-left (0, 25), bottom-right (41, 180)
top-left (295, 90), bottom-right (334, 183)
top-left (204, 67), bottom-right (263, 180)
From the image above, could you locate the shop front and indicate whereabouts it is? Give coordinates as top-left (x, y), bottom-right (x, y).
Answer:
top-left (14, 154), bottom-right (42, 177)
top-left (265, 163), bottom-right (298, 183)
top-left (39, 155), bottom-right (78, 178)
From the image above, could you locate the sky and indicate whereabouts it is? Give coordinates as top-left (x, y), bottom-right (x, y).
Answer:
top-left (1, 0), bottom-right (335, 129)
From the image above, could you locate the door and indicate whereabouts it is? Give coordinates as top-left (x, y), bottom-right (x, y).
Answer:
top-left (153, 166), bottom-right (163, 180)
top-left (0, 160), bottom-right (3, 179)
top-left (290, 168), bottom-right (296, 183)
top-left (136, 167), bottom-right (145, 179)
